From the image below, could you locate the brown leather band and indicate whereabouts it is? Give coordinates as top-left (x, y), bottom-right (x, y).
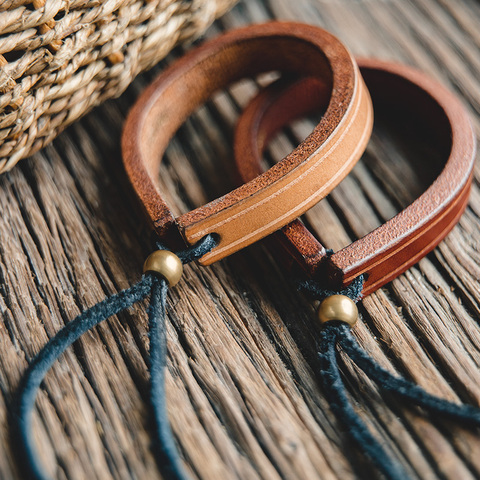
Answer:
top-left (122, 22), bottom-right (373, 265)
top-left (234, 58), bottom-right (476, 295)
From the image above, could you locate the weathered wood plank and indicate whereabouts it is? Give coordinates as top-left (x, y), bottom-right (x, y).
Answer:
top-left (1, 0), bottom-right (480, 479)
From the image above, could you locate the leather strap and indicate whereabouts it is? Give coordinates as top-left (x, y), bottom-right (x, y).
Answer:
top-left (234, 58), bottom-right (476, 295)
top-left (122, 22), bottom-right (373, 265)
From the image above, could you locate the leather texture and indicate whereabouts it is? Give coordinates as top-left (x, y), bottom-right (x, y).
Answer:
top-left (122, 22), bottom-right (373, 264)
top-left (234, 58), bottom-right (476, 295)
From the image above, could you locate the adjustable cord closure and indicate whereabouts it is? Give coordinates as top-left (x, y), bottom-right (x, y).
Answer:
top-left (297, 272), bottom-right (480, 480)
top-left (14, 235), bottom-right (218, 480)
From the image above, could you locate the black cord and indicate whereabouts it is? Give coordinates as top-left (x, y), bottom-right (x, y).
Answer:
top-left (13, 235), bottom-right (218, 480)
top-left (149, 276), bottom-right (189, 479)
top-left (308, 273), bottom-right (480, 480)
top-left (318, 323), bottom-right (407, 480)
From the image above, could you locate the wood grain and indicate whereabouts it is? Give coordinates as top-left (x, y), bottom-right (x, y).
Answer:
top-left (1, 0), bottom-right (480, 479)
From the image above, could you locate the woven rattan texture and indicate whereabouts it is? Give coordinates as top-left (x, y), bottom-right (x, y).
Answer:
top-left (0, 0), bottom-right (236, 173)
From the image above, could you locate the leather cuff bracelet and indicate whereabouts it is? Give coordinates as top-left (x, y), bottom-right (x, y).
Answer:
top-left (234, 58), bottom-right (476, 295)
top-left (122, 22), bottom-right (373, 265)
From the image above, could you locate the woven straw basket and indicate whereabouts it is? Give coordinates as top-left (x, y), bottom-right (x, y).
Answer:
top-left (0, 0), bottom-right (237, 173)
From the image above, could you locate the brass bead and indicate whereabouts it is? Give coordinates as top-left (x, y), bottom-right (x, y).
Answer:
top-left (317, 294), bottom-right (358, 327)
top-left (143, 250), bottom-right (183, 286)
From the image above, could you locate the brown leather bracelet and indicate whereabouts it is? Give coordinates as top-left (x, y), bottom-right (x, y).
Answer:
top-left (122, 22), bottom-right (373, 265)
top-left (234, 58), bottom-right (476, 295)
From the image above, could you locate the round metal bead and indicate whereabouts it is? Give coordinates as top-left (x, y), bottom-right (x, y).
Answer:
top-left (143, 250), bottom-right (183, 286)
top-left (317, 294), bottom-right (358, 327)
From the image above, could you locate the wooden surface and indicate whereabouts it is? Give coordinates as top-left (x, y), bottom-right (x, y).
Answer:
top-left (1, 0), bottom-right (480, 479)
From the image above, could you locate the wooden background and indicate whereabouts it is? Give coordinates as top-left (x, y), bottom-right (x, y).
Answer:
top-left (1, 0), bottom-right (480, 478)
